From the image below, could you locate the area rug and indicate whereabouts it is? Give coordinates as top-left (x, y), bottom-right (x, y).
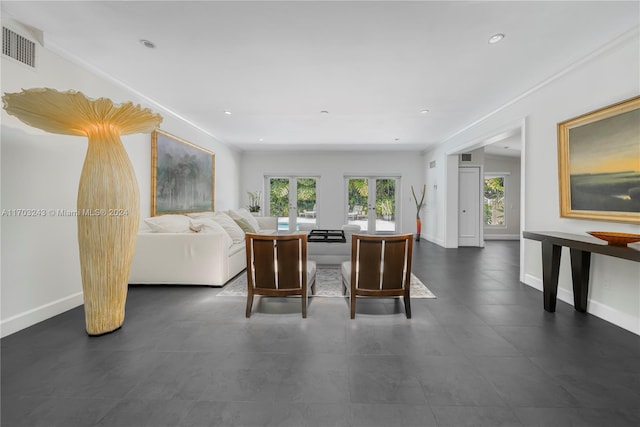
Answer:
top-left (217, 267), bottom-right (436, 298)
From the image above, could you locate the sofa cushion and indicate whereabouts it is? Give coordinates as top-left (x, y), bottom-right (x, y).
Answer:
top-left (190, 218), bottom-right (233, 248)
top-left (228, 241), bottom-right (245, 256)
top-left (144, 215), bottom-right (193, 233)
top-left (255, 216), bottom-right (277, 230)
top-left (187, 211), bottom-right (215, 219)
top-left (211, 212), bottom-right (245, 243)
top-left (228, 208), bottom-right (261, 233)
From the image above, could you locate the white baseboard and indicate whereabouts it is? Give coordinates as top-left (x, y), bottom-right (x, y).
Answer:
top-left (523, 274), bottom-right (543, 292)
top-left (523, 274), bottom-right (639, 336)
top-left (484, 234), bottom-right (520, 240)
top-left (586, 299), bottom-right (640, 336)
top-left (422, 234), bottom-right (446, 248)
top-left (0, 292), bottom-right (84, 338)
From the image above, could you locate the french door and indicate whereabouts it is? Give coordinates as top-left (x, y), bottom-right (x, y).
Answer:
top-left (267, 176), bottom-right (317, 231)
top-left (345, 177), bottom-right (398, 233)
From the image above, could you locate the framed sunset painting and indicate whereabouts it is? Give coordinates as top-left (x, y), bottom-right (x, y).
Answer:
top-left (557, 96), bottom-right (640, 224)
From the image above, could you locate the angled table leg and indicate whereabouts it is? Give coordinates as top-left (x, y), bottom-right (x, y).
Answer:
top-left (570, 248), bottom-right (591, 312)
top-left (541, 240), bottom-right (562, 312)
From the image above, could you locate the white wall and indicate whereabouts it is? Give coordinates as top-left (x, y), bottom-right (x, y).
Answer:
top-left (484, 154), bottom-right (521, 239)
top-left (0, 20), bottom-right (241, 336)
top-left (241, 151), bottom-right (425, 233)
top-left (424, 30), bottom-right (640, 334)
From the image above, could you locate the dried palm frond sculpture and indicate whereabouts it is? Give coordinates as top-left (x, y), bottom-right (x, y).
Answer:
top-left (3, 88), bottom-right (162, 335)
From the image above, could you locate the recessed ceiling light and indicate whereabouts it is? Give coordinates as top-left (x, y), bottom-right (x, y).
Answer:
top-left (420, 109), bottom-right (430, 114)
top-left (259, 138), bottom-right (264, 142)
top-left (320, 110), bottom-right (329, 114)
top-left (139, 39), bottom-right (156, 49)
top-left (224, 111), bottom-right (232, 115)
top-left (488, 33), bottom-right (505, 44)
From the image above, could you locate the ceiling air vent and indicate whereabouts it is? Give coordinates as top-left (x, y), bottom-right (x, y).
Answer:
top-left (460, 153), bottom-right (472, 162)
top-left (3, 27), bottom-right (36, 68)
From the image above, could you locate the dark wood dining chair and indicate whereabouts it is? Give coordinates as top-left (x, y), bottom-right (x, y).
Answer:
top-left (245, 233), bottom-right (316, 318)
top-left (341, 233), bottom-right (413, 319)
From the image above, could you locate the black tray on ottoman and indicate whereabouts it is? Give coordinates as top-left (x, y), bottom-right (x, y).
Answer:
top-left (307, 229), bottom-right (346, 243)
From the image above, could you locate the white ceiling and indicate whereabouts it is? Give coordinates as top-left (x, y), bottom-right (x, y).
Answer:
top-left (484, 133), bottom-right (521, 158)
top-left (2, 1), bottom-right (638, 152)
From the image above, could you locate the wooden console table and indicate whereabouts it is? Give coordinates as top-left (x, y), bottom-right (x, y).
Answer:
top-left (523, 231), bottom-right (640, 313)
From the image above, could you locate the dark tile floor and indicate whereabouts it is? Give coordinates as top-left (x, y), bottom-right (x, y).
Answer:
top-left (2, 240), bottom-right (640, 426)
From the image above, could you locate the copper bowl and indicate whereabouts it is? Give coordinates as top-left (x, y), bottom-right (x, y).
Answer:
top-left (587, 231), bottom-right (640, 246)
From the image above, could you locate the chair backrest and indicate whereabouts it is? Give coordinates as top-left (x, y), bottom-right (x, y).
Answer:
top-left (246, 233), bottom-right (308, 291)
top-left (350, 234), bottom-right (413, 291)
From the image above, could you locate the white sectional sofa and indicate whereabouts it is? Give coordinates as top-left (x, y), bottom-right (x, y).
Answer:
top-left (128, 211), bottom-right (277, 287)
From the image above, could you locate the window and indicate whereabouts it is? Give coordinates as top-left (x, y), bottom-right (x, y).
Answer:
top-left (484, 175), bottom-right (506, 226)
top-left (345, 176), bottom-right (398, 233)
top-left (267, 176), bottom-right (317, 231)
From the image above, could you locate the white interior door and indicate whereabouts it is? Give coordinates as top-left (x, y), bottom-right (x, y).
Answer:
top-left (459, 167), bottom-right (481, 246)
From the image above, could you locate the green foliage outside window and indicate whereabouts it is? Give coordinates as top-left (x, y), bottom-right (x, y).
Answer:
top-left (348, 179), bottom-right (368, 214)
top-left (347, 178), bottom-right (396, 219)
top-left (484, 177), bottom-right (505, 225)
top-left (270, 178), bottom-right (289, 216)
top-left (296, 178), bottom-right (317, 213)
top-left (269, 177), bottom-right (317, 216)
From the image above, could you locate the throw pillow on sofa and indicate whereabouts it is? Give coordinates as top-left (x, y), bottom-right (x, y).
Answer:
top-left (190, 218), bottom-right (234, 248)
top-left (211, 212), bottom-right (245, 243)
top-left (228, 208), bottom-right (261, 233)
top-left (144, 215), bottom-right (193, 233)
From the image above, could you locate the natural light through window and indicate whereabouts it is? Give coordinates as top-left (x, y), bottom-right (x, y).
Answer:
top-left (484, 175), bottom-right (506, 226)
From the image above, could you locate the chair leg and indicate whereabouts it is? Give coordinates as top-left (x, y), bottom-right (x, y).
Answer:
top-left (302, 293), bottom-right (307, 319)
top-left (245, 294), bottom-right (254, 318)
top-left (404, 293), bottom-right (412, 319)
top-left (350, 294), bottom-right (356, 319)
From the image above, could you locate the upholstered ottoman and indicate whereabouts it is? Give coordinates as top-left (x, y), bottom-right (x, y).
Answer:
top-left (307, 231), bottom-right (354, 265)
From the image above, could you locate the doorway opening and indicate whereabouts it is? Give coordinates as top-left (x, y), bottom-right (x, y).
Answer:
top-left (444, 119), bottom-right (525, 278)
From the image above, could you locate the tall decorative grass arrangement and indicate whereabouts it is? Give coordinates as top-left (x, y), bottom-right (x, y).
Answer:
top-left (411, 184), bottom-right (426, 241)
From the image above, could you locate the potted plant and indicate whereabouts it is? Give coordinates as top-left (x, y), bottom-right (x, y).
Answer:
top-left (247, 190), bottom-right (262, 214)
top-left (411, 185), bottom-right (426, 241)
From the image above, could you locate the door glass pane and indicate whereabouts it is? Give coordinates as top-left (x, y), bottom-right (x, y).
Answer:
top-left (297, 178), bottom-right (317, 230)
top-left (484, 176), bottom-right (505, 225)
top-left (347, 178), bottom-right (369, 231)
top-left (375, 178), bottom-right (396, 232)
top-left (269, 177), bottom-right (289, 231)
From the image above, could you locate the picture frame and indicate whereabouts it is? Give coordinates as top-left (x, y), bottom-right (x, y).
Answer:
top-left (151, 130), bottom-right (215, 216)
top-left (557, 96), bottom-right (640, 224)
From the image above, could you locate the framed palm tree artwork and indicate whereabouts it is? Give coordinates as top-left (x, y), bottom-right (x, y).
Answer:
top-left (151, 130), bottom-right (215, 216)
